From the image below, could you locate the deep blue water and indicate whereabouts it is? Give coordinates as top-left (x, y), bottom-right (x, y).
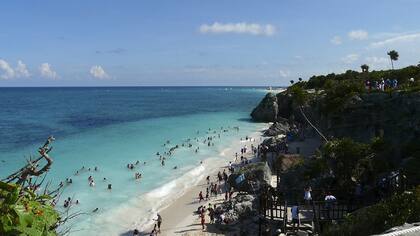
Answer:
top-left (0, 87), bottom-right (265, 152)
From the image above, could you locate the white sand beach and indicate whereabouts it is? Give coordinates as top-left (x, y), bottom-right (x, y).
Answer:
top-left (153, 135), bottom-right (322, 236)
top-left (146, 132), bottom-right (265, 236)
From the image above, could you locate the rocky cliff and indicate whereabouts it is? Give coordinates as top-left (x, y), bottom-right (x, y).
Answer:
top-left (251, 90), bottom-right (420, 150)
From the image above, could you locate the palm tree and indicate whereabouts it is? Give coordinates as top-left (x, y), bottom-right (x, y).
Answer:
top-left (387, 50), bottom-right (399, 70)
top-left (290, 80), bottom-right (294, 84)
top-left (361, 64), bottom-right (369, 73)
top-left (298, 77), bottom-right (303, 82)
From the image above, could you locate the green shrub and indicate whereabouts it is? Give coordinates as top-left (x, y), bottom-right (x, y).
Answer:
top-left (322, 80), bottom-right (365, 113)
top-left (324, 186), bottom-right (420, 236)
top-left (322, 138), bottom-right (371, 188)
top-left (0, 182), bottom-right (59, 236)
top-left (304, 65), bottom-right (420, 91)
top-left (287, 85), bottom-right (309, 106)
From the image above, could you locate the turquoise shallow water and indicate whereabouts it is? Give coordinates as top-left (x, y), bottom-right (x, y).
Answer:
top-left (0, 87), bottom-right (269, 235)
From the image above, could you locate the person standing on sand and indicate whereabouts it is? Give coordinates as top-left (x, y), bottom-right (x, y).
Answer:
top-left (208, 206), bottom-right (215, 223)
top-left (153, 214), bottom-right (162, 233)
top-left (200, 211), bottom-right (206, 230)
top-left (199, 191), bottom-right (204, 203)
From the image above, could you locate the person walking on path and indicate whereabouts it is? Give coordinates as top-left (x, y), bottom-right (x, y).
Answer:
top-left (304, 186), bottom-right (312, 205)
top-left (291, 203), bottom-right (300, 233)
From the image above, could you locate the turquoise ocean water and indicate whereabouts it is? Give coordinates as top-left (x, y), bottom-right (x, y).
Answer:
top-left (0, 87), bottom-right (268, 235)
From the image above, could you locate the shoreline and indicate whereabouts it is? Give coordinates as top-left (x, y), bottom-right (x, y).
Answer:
top-left (90, 124), bottom-right (268, 236)
top-left (148, 129), bottom-right (266, 235)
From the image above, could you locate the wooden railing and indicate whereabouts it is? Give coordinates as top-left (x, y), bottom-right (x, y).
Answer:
top-left (258, 171), bottom-right (407, 235)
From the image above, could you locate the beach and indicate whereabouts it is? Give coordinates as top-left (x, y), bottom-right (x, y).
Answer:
top-left (150, 127), bottom-right (322, 236)
top-left (148, 130), bottom-right (265, 236)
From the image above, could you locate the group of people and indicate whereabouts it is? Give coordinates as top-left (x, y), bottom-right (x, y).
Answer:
top-left (133, 213), bottom-right (162, 236)
top-left (191, 136), bottom-right (259, 232)
top-left (290, 187), bottom-right (338, 232)
top-left (365, 78), bottom-right (398, 91)
top-left (63, 197), bottom-right (79, 208)
top-left (152, 126), bottom-right (241, 170)
top-left (60, 125), bottom-right (249, 235)
top-left (59, 165), bottom-right (105, 210)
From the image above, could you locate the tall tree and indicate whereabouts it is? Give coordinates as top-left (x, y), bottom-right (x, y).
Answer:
top-left (361, 64), bottom-right (369, 73)
top-left (290, 80), bottom-right (294, 84)
top-left (298, 77), bottom-right (303, 82)
top-left (387, 50), bottom-right (399, 70)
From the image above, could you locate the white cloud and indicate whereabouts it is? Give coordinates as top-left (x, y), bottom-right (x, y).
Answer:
top-left (0, 59), bottom-right (15, 79)
top-left (331, 36), bottom-right (342, 45)
top-left (89, 65), bottom-right (109, 79)
top-left (342, 54), bottom-right (359, 64)
top-left (15, 60), bottom-right (30, 78)
top-left (279, 69), bottom-right (290, 78)
top-left (365, 56), bottom-right (389, 69)
top-left (370, 32), bottom-right (420, 48)
top-left (39, 63), bottom-right (58, 79)
top-left (348, 30), bottom-right (368, 40)
top-left (199, 22), bottom-right (276, 36)
top-left (0, 59), bottom-right (31, 79)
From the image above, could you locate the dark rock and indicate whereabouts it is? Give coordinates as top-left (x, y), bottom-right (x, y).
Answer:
top-left (276, 92), bottom-right (294, 118)
top-left (264, 119), bottom-right (291, 136)
top-left (228, 162), bottom-right (272, 193)
top-left (211, 193), bottom-right (258, 230)
top-left (317, 91), bottom-right (420, 147)
top-left (251, 93), bottom-right (278, 122)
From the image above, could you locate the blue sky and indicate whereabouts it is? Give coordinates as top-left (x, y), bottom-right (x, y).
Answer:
top-left (1, 0), bottom-right (420, 86)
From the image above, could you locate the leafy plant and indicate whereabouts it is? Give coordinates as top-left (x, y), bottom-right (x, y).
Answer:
top-left (287, 85), bottom-right (309, 106)
top-left (322, 79), bottom-right (365, 113)
top-left (324, 186), bottom-right (420, 236)
top-left (0, 182), bottom-right (60, 235)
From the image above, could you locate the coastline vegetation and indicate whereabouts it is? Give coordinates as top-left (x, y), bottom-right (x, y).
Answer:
top-left (303, 64), bottom-right (420, 91)
top-left (273, 61), bottom-right (420, 234)
top-left (0, 138), bottom-right (62, 236)
top-left (0, 182), bottom-right (59, 235)
top-left (324, 186), bottom-right (420, 236)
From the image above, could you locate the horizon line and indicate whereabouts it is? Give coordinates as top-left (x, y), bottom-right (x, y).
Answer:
top-left (0, 85), bottom-right (288, 88)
